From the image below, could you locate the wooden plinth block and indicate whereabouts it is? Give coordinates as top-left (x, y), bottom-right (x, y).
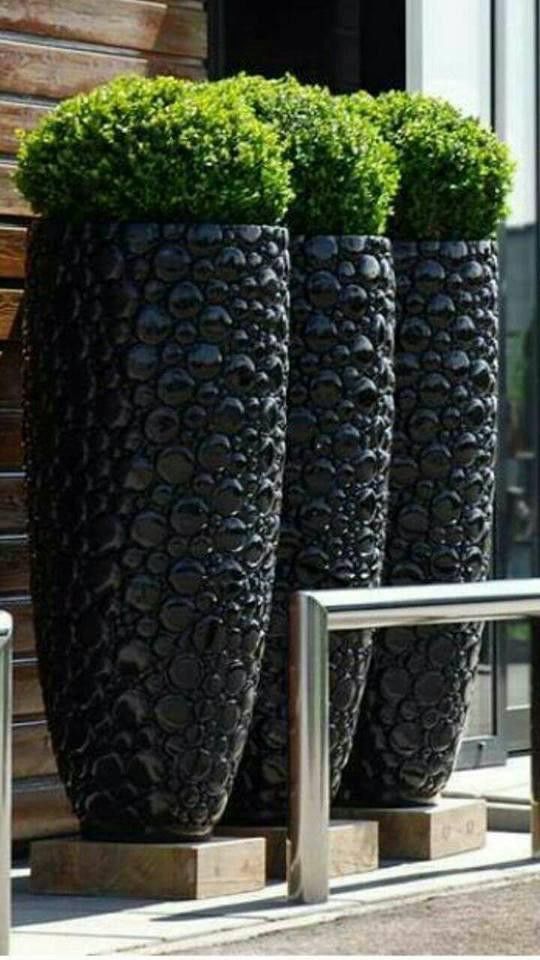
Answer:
top-left (334, 798), bottom-right (487, 860)
top-left (30, 834), bottom-right (266, 900)
top-left (219, 820), bottom-right (378, 880)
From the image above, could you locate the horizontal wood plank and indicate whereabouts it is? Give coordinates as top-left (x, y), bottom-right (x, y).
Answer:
top-left (0, 411), bottom-right (22, 468)
top-left (0, 599), bottom-right (34, 656)
top-left (0, 98), bottom-right (50, 155)
top-left (0, 289), bottom-right (23, 339)
top-left (0, 1), bottom-right (207, 59)
top-left (0, 535), bottom-right (29, 594)
top-left (0, 225), bottom-right (27, 279)
top-left (0, 166), bottom-right (30, 218)
top-left (13, 776), bottom-right (77, 842)
top-left (13, 659), bottom-right (43, 718)
top-left (0, 473), bottom-right (26, 533)
top-left (0, 339), bottom-right (22, 406)
top-left (13, 721), bottom-right (56, 779)
top-left (0, 38), bottom-right (205, 101)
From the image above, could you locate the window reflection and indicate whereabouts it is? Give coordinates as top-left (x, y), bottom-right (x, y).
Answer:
top-left (494, 0), bottom-right (537, 750)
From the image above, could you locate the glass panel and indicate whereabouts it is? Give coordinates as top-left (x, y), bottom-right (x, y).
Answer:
top-left (407, 0), bottom-right (496, 745)
top-left (495, 0), bottom-right (538, 751)
top-left (408, 0), bottom-right (492, 121)
top-left (463, 632), bottom-right (494, 738)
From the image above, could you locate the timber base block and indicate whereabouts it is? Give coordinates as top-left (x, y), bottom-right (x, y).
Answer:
top-left (218, 820), bottom-right (378, 880)
top-left (334, 798), bottom-right (487, 860)
top-left (30, 834), bottom-right (266, 900)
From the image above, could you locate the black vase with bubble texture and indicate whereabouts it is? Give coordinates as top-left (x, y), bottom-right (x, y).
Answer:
top-left (22, 220), bottom-right (290, 841)
top-left (340, 239), bottom-right (498, 807)
top-left (226, 234), bottom-right (396, 823)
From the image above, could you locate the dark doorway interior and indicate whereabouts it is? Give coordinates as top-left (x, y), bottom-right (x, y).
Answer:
top-left (211, 0), bottom-right (405, 93)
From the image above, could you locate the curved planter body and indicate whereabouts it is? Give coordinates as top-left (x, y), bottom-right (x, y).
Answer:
top-left (340, 239), bottom-right (498, 806)
top-left (226, 234), bottom-right (396, 823)
top-left (23, 220), bottom-right (289, 841)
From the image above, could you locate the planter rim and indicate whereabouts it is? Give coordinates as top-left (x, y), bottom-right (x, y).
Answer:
top-left (291, 233), bottom-right (390, 241)
top-left (391, 237), bottom-right (497, 246)
top-left (31, 218), bottom-right (289, 232)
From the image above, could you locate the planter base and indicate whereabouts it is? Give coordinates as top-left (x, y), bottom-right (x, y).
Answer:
top-left (217, 821), bottom-right (378, 880)
top-left (333, 798), bottom-right (486, 860)
top-left (30, 835), bottom-right (265, 900)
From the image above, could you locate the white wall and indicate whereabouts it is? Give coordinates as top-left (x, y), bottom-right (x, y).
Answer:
top-left (406, 0), bottom-right (536, 227)
top-left (406, 0), bottom-right (492, 123)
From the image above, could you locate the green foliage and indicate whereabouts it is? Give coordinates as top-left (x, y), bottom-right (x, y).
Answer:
top-left (15, 75), bottom-right (293, 224)
top-left (346, 90), bottom-right (515, 239)
top-left (216, 74), bottom-right (400, 235)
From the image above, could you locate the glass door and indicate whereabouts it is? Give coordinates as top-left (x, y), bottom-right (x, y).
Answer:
top-left (406, 0), bottom-right (540, 764)
top-left (494, 0), bottom-right (539, 753)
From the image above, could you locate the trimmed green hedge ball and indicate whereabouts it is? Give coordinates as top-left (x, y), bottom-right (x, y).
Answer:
top-left (217, 74), bottom-right (400, 236)
top-left (15, 75), bottom-right (293, 224)
top-left (346, 89), bottom-right (515, 239)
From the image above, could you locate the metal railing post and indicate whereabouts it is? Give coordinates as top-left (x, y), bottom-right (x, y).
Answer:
top-left (531, 617), bottom-right (540, 856)
top-left (0, 611), bottom-right (12, 955)
top-left (288, 592), bottom-right (329, 904)
top-left (288, 579), bottom-right (540, 905)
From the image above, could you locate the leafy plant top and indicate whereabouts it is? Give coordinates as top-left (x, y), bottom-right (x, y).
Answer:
top-left (217, 74), bottom-right (400, 235)
top-left (15, 75), bottom-right (293, 224)
top-left (346, 89), bottom-right (515, 239)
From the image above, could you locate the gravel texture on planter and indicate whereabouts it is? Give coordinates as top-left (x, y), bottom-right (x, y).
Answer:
top-left (225, 234), bottom-right (396, 823)
top-left (340, 239), bottom-right (498, 807)
top-left (23, 220), bottom-right (289, 842)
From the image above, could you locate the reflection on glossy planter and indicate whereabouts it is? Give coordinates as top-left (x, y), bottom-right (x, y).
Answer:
top-left (23, 220), bottom-right (289, 841)
top-left (226, 234), bottom-right (396, 823)
top-left (340, 239), bottom-right (498, 807)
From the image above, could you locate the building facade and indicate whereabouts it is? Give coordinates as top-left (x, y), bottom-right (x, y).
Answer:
top-left (0, 0), bottom-right (536, 841)
top-left (215, 0), bottom-right (540, 769)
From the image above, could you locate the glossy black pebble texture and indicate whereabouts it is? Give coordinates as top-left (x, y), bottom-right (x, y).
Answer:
top-left (340, 239), bottom-right (498, 807)
top-left (22, 220), bottom-right (289, 841)
top-left (225, 234), bottom-right (396, 824)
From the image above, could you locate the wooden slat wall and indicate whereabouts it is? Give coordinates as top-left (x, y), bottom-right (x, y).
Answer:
top-left (0, 0), bottom-right (208, 843)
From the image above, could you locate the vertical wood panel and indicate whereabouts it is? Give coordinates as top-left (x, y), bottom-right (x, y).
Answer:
top-left (0, 474), bottom-right (26, 533)
top-left (0, 226), bottom-right (27, 279)
top-left (0, 412), bottom-right (23, 469)
top-left (13, 723), bottom-right (56, 779)
top-left (0, 167), bottom-right (30, 218)
top-left (13, 778), bottom-right (77, 841)
top-left (0, 536), bottom-right (29, 593)
top-left (1, 600), bottom-right (34, 656)
top-left (0, 289), bottom-right (23, 338)
top-left (0, 340), bottom-right (22, 406)
top-left (14, 661), bottom-right (44, 718)
top-left (1, 0), bottom-right (208, 838)
top-left (0, 99), bottom-right (50, 156)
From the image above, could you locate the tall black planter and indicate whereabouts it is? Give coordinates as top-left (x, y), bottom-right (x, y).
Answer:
top-left (22, 220), bottom-right (289, 841)
top-left (340, 239), bottom-right (498, 806)
top-left (226, 235), bottom-right (396, 823)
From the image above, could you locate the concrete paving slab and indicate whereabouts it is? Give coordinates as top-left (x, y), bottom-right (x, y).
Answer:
top-left (446, 755), bottom-right (530, 804)
top-left (184, 877), bottom-right (540, 955)
top-left (10, 831), bottom-right (540, 956)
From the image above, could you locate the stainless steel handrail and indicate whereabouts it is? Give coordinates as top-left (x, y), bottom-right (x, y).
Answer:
top-left (0, 612), bottom-right (12, 955)
top-left (288, 578), bottom-right (540, 905)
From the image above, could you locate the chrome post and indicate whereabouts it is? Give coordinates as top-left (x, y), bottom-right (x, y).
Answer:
top-left (287, 578), bottom-right (540, 905)
top-left (0, 611), bottom-right (12, 956)
top-left (288, 592), bottom-right (329, 904)
top-left (531, 617), bottom-right (540, 856)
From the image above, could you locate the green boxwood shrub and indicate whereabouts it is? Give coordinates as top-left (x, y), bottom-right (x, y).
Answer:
top-left (216, 74), bottom-right (399, 236)
top-left (346, 89), bottom-right (515, 239)
top-left (15, 75), bottom-right (293, 224)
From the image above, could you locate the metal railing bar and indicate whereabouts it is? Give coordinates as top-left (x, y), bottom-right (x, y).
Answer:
top-left (288, 577), bottom-right (540, 906)
top-left (305, 579), bottom-right (540, 631)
